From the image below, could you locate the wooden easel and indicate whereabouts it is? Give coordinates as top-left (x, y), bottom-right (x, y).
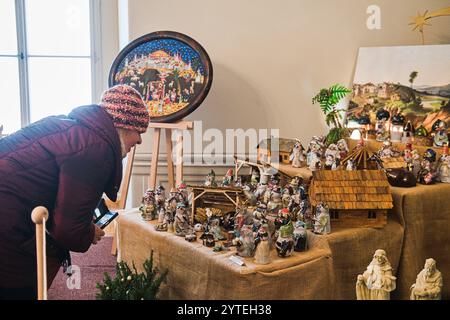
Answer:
top-left (105, 146), bottom-right (136, 211)
top-left (109, 120), bottom-right (193, 256)
top-left (148, 120), bottom-right (193, 190)
top-left (107, 120), bottom-right (194, 209)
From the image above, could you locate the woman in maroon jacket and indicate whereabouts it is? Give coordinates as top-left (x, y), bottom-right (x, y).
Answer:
top-left (0, 85), bottom-right (150, 299)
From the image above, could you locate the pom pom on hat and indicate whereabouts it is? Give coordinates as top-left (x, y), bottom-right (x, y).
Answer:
top-left (100, 84), bottom-right (150, 133)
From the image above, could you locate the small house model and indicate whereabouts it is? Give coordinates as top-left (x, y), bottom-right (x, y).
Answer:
top-left (309, 170), bottom-right (393, 228)
top-left (257, 138), bottom-right (297, 164)
top-left (189, 185), bottom-right (245, 224)
top-left (341, 144), bottom-right (379, 170)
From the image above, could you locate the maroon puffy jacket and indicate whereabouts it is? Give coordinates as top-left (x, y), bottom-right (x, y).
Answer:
top-left (0, 105), bottom-right (122, 288)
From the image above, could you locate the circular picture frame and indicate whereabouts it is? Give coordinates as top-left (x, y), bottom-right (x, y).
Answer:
top-left (109, 31), bottom-right (213, 123)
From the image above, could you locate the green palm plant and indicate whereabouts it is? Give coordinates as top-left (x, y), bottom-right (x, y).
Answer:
top-left (312, 84), bottom-right (352, 145)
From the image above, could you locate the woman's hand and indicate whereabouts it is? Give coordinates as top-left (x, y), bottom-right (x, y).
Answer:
top-left (92, 224), bottom-right (105, 244)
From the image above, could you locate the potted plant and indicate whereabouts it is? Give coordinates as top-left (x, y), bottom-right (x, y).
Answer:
top-left (312, 84), bottom-right (352, 146)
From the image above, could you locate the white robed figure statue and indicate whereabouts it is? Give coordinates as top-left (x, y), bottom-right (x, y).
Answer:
top-left (356, 249), bottom-right (396, 300)
top-left (410, 258), bottom-right (443, 300)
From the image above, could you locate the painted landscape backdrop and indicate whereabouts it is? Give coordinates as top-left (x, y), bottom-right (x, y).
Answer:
top-left (346, 45), bottom-right (450, 133)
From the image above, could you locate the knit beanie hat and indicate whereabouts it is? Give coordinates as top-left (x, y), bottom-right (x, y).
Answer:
top-left (99, 84), bottom-right (150, 133)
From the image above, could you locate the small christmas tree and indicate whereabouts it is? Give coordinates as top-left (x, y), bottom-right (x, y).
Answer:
top-left (96, 251), bottom-right (167, 300)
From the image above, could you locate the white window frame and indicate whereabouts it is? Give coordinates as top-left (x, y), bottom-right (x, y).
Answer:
top-left (0, 0), bottom-right (102, 129)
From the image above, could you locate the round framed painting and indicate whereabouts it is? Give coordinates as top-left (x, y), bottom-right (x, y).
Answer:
top-left (109, 31), bottom-right (213, 123)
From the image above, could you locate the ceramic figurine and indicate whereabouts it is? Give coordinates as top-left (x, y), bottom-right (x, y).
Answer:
top-left (174, 202), bottom-right (192, 236)
top-left (242, 184), bottom-right (257, 206)
top-left (410, 258), bottom-right (443, 300)
top-left (155, 185), bottom-right (166, 219)
top-left (437, 151), bottom-right (450, 183)
top-left (346, 159), bottom-right (355, 171)
top-left (185, 233), bottom-right (197, 242)
top-left (177, 181), bottom-right (189, 204)
top-left (307, 137), bottom-right (324, 167)
top-left (274, 208), bottom-right (292, 229)
top-left (418, 149), bottom-right (437, 184)
top-left (233, 224), bottom-right (255, 257)
top-left (301, 199), bottom-right (314, 228)
top-left (253, 202), bottom-right (267, 221)
top-left (308, 151), bottom-right (322, 171)
top-left (289, 176), bottom-right (302, 189)
top-left (287, 193), bottom-right (301, 219)
top-left (250, 167), bottom-right (260, 185)
top-left (411, 149), bottom-right (422, 178)
top-left (254, 183), bottom-right (267, 202)
top-left (269, 174), bottom-right (281, 189)
top-left (375, 108), bottom-right (390, 142)
top-left (403, 143), bottom-right (413, 164)
top-left (209, 217), bottom-right (226, 240)
top-left (254, 225), bottom-right (271, 265)
top-left (139, 188), bottom-right (157, 221)
top-left (377, 139), bottom-right (399, 158)
top-left (402, 121), bottom-right (414, 144)
top-left (324, 154), bottom-right (338, 170)
top-left (356, 249), bottom-right (397, 300)
top-left (200, 232), bottom-right (215, 247)
top-left (414, 124), bottom-right (433, 146)
top-left (222, 168), bottom-right (234, 187)
top-left (325, 143), bottom-right (340, 160)
top-left (275, 220), bottom-right (295, 257)
top-left (337, 139), bottom-right (349, 160)
top-left (204, 169), bottom-right (218, 187)
top-left (389, 113), bottom-right (404, 142)
top-left (234, 205), bottom-right (253, 236)
top-left (194, 223), bottom-right (204, 232)
top-left (293, 220), bottom-right (308, 252)
top-left (375, 119), bottom-right (389, 142)
top-left (313, 202), bottom-right (330, 235)
top-left (267, 187), bottom-right (283, 215)
top-left (433, 120), bottom-right (449, 147)
top-left (281, 187), bottom-right (293, 208)
top-left (289, 139), bottom-right (306, 168)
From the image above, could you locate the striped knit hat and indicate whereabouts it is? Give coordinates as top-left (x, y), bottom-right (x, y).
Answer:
top-left (100, 84), bottom-right (150, 133)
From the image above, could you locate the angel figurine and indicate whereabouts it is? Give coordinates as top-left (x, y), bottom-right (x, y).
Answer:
top-left (289, 139), bottom-right (305, 168)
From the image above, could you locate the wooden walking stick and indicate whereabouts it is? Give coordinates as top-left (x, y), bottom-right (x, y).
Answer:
top-left (31, 206), bottom-right (49, 300)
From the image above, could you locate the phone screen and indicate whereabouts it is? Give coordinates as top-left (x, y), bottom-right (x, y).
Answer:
top-left (94, 198), bottom-right (118, 229)
top-left (95, 211), bottom-right (118, 229)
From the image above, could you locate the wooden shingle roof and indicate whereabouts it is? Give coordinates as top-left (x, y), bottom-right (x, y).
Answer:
top-left (309, 170), bottom-right (393, 210)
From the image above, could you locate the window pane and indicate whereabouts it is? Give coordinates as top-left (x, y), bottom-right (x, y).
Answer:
top-left (0, 0), bottom-right (18, 54)
top-left (26, 0), bottom-right (91, 56)
top-left (0, 58), bottom-right (21, 134)
top-left (28, 57), bottom-right (92, 122)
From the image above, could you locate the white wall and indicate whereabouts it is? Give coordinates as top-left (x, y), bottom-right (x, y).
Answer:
top-left (125, 0), bottom-right (450, 149)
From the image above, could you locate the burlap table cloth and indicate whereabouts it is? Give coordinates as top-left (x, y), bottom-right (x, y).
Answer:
top-left (390, 183), bottom-right (450, 300)
top-left (116, 210), bottom-right (403, 299)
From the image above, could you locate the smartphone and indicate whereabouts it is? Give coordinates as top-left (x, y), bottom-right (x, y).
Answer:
top-left (94, 198), bottom-right (119, 229)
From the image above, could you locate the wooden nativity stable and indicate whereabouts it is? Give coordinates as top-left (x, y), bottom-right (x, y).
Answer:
top-left (309, 170), bottom-right (393, 228)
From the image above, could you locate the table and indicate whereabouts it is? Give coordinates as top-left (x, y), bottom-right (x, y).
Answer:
top-left (117, 211), bottom-right (404, 299)
top-left (390, 183), bottom-right (450, 299)
top-left (117, 182), bottom-right (450, 300)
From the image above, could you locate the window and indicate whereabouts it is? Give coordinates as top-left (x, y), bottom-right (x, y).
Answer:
top-left (0, 0), bottom-right (101, 135)
top-left (330, 210), bottom-right (339, 219)
top-left (368, 211), bottom-right (377, 219)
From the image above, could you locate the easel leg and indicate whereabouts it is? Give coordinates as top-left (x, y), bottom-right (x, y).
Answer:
top-left (165, 128), bottom-right (175, 189)
top-left (176, 131), bottom-right (183, 186)
top-left (149, 128), bottom-right (161, 190)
